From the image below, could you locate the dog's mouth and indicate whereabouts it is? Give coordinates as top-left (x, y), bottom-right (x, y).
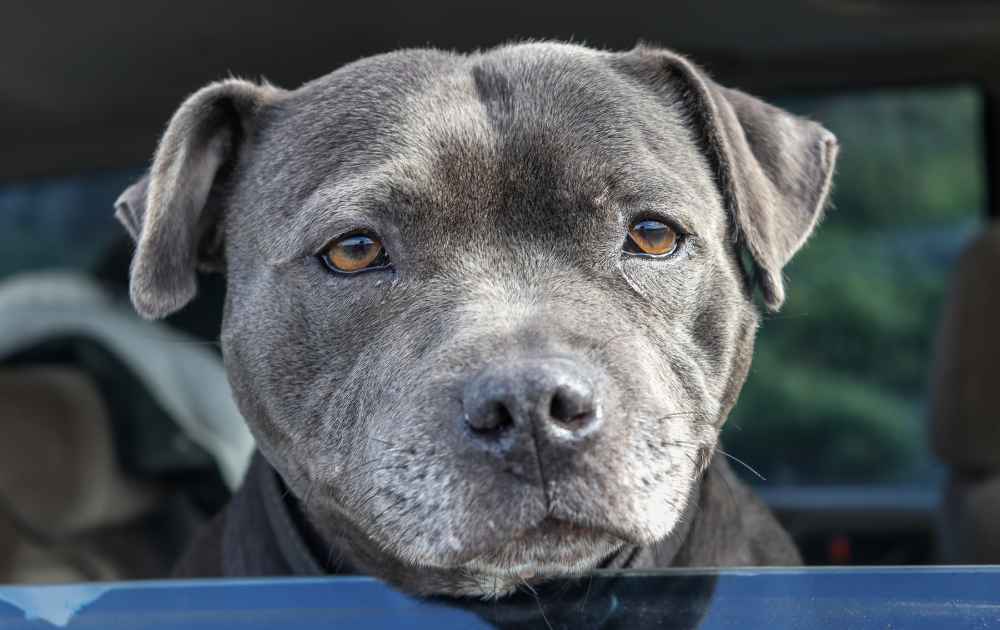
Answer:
top-left (459, 516), bottom-right (627, 579)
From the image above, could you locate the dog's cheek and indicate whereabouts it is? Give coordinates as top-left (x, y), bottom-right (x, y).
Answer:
top-left (621, 250), bottom-right (755, 538)
top-left (220, 262), bottom-right (389, 485)
top-left (629, 242), bottom-right (757, 420)
top-left (685, 250), bottom-right (761, 428)
top-left (580, 269), bottom-right (729, 538)
top-left (296, 285), bottom-right (470, 544)
top-left (619, 343), bottom-right (710, 540)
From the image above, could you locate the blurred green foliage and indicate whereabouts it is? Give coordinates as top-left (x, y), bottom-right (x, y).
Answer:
top-left (724, 87), bottom-right (986, 485)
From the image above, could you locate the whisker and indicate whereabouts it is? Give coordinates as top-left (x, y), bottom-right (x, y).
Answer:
top-left (649, 410), bottom-right (704, 423)
top-left (280, 470), bottom-right (310, 500)
top-left (579, 573), bottom-right (594, 612)
top-left (520, 578), bottom-right (554, 630)
top-left (658, 438), bottom-right (702, 448)
top-left (685, 451), bottom-right (698, 472)
top-left (659, 437), bottom-right (765, 482)
top-left (716, 448), bottom-right (767, 481)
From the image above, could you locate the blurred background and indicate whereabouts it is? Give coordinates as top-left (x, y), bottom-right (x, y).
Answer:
top-left (2, 0), bottom-right (999, 582)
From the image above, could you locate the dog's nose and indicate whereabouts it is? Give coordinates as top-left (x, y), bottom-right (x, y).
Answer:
top-left (462, 357), bottom-right (601, 448)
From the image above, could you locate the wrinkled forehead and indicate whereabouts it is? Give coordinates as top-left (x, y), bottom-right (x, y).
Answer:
top-left (250, 47), bottom-right (724, 258)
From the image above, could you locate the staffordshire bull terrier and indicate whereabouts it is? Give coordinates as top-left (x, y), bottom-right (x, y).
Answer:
top-left (115, 41), bottom-right (837, 598)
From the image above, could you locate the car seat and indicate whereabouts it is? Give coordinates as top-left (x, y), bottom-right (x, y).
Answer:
top-left (929, 220), bottom-right (1000, 562)
top-left (0, 271), bottom-right (253, 582)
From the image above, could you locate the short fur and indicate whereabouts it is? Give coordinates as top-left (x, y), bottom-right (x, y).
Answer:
top-left (116, 42), bottom-right (837, 598)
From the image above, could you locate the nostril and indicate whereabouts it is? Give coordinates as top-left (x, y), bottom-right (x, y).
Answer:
top-left (462, 358), bottom-right (602, 449)
top-left (466, 401), bottom-right (515, 437)
top-left (548, 385), bottom-right (596, 430)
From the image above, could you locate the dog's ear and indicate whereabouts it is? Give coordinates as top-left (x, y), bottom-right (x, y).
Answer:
top-left (114, 78), bottom-right (282, 319)
top-left (618, 47), bottom-right (839, 311)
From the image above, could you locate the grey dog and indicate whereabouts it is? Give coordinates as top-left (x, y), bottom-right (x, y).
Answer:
top-left (115, 42), bottom-right (837, 598)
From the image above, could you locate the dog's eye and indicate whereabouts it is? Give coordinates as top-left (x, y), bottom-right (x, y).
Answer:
top-left (624, 219), bottom-right (680, 257)
top-left (319, 233), bottom-right (390, 274)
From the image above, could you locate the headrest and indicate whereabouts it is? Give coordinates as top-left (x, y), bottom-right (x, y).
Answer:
top-left (930, 222), bottom-right (1000, 471)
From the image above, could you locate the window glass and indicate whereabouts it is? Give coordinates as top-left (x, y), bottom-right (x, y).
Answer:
top-left (724, 86), bottom-right (987, 485)
top-left (0, 168), bottom-right (142, 278)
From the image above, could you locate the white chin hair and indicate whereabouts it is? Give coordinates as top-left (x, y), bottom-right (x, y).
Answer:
top-left (457, 528), bottom-right (623, 597)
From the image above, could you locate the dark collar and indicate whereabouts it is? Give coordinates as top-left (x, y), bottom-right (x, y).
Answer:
top-left (222, 453), bottom-right (330, 576)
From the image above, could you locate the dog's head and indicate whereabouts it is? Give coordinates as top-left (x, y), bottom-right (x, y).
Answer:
top-left (117, 43), bottom-right (836, 596)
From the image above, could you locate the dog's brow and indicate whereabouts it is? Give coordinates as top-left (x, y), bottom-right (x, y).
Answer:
top-left (601, 178), bottom-right (708, 238)
top-left (264, 174), bottom-right (398, 265)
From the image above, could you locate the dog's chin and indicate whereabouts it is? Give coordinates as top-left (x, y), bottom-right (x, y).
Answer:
top-left (429, 518), bottom-right (624, 598)
top-left (462, 518), bottom-right (625, 575)
top-left (412, 506), bottom-right (687, 599)
top-left (309, 487), bottom-right (686, 598)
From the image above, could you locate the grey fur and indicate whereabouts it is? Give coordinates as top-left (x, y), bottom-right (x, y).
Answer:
top-left (116, 42), bottom-right (836, 597)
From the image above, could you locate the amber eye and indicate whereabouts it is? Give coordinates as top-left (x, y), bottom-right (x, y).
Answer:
top-left (625, 219), bottom-right (680, 257)
top-left (319, 233), bottom-right (390, 274)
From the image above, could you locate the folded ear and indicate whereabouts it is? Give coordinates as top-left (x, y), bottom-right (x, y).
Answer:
top-left (114, 78), bottom-right (282, 319)
top-left (620, 47), bottom-right (839, 311)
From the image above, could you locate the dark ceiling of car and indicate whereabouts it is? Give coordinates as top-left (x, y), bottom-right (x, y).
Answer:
top-left (5, 1), bottom-right (1000, 181)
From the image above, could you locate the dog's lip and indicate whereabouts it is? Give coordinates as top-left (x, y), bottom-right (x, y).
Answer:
top-left (537, 513), bottom-right (651, 547)
top-left (468, 516), bottom-right (618, 558)
top-left (515, 516), bottom-right (599, 540)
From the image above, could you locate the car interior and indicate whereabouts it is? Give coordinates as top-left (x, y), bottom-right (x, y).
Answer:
top-left (2, 0), bottom-right (999, 585)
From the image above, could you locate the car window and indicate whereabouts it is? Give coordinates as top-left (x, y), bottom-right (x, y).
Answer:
top-left (724, 86), bottom-right (987, 485)
top-left (0, 168), bottom-right (142, 278)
